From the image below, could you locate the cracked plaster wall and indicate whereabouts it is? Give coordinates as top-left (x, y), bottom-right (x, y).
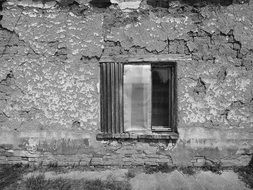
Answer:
top-left (0, 0), bottom-right (252, 166)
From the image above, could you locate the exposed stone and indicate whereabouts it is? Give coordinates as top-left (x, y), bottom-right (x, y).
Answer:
top-left (0, 144), bottom-right (13, 150)
top-left (0, 112), bottom-right (8, 123)
top-left (193, 78), bottom-right (207, 96)
top-left (217, 66), bottom-right (227, 83)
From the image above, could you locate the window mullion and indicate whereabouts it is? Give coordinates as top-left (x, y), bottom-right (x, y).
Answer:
top-left (171, 66), bottom-right (175, 132)
top-left (119, 63), bottom-right (124, 134)
top-left (169, 67), bottom-right (172, 130)
top-left (115, 63), bottom-right (119, 134)
top-left (106, 63), bottom-right (112, 133)
top-left (111, 63), bottom-right (115, 133)
top-left (101, 63), bottom-right (108, 133)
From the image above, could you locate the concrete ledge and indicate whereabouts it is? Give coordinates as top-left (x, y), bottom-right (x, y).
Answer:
top-left (96, 132), bottom-right (179, 141)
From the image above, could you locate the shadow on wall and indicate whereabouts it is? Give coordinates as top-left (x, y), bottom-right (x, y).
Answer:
top-left (249, 155), bottom-right (253, 168)
top-left (90, 0), bottom-right (112, 8)
top-left (0, 0), bottom-right (6, 11)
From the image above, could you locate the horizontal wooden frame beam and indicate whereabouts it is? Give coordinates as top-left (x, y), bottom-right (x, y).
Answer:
top-left (99, 54), bottom-right (192, 63)
top-left (96, 132), bottom-right (179, 141)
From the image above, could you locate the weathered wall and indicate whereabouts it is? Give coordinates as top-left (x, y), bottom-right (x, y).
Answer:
top-left (0, 0), bottom-right (252, 166)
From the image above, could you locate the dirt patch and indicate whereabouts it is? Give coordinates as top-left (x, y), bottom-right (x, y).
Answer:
top-left (0, 164), bottom-right (28, 189)
top-left (234, 156), bottom-right (253, 189)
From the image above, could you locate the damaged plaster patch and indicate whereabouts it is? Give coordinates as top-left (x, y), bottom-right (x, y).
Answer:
top-left (200, 2), bottom-right (253, 51)
top-left (105, 11), bottom-right (197, 53)
top-left (0, 6), bottom-right (102, 129)
top-left (1, 7), bottom-right (104, 61)
top-left (7, 59), bottom-right (100, 128)
top-left (6, 0), bottom-right (57, 8)
top-left (106, 19), bottom-right (167, 52)
top-left (178, 49), bottom-right (252, 127)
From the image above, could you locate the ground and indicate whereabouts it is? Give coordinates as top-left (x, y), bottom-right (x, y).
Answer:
top-left (0, 163), bottom-right (253, 190)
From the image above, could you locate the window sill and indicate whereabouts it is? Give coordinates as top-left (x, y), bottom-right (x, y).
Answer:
top-left (96, 132), bottom-right (179, 141)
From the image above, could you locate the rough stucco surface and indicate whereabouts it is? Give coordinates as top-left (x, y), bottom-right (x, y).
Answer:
top-left (0, 0), bottom-right (252, 166)
top-left (0, 6), bottom-right (102, 130)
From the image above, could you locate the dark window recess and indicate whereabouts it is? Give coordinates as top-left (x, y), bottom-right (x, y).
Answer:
top-left (152, 65), bottom-right (174, 132)
top-left (99, 62), bottom-right (177, 140)
top-left (147, 0), bottom-right (170, 8)
top-left (90, 0), bottom-right (112, 8)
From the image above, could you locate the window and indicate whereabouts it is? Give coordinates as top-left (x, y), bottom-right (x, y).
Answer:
top-left (97, 55), bottom-right (180, 141)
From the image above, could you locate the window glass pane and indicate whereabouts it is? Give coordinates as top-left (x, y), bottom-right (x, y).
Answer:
top-left (152, 66), bottom-right (172, 130)
top-left (123, 65), bottom-right (151, 133)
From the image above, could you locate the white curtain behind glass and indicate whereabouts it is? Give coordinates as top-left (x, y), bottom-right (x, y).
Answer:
top-left (123, 65), bottom-right (151, 133)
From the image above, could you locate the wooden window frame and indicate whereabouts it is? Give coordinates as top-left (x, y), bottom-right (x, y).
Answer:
top-left (97, 54), bottom-right (191, 141)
